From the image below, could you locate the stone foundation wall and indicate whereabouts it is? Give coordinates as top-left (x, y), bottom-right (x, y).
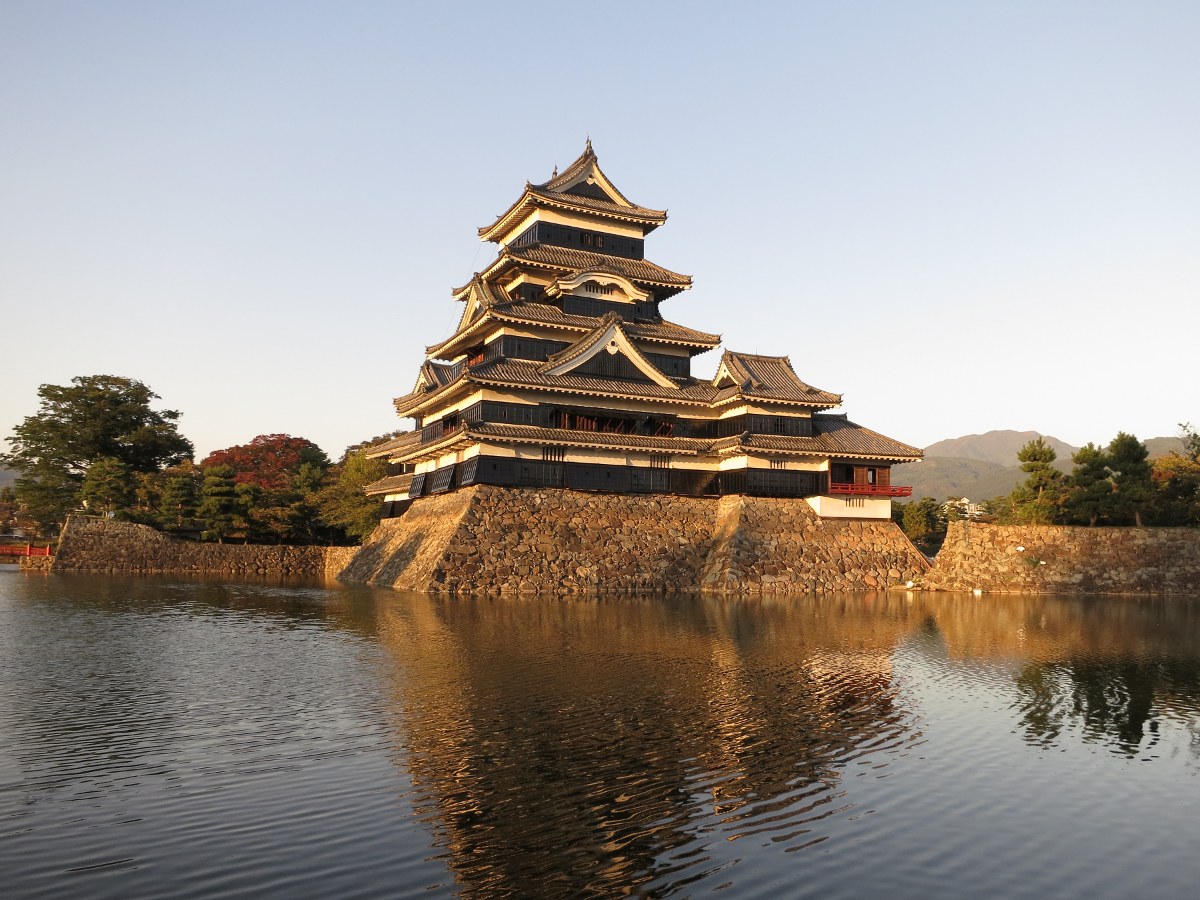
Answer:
top-left (18, 555), bottom-right (53, 572)
top-left (924, 521), bottom-right (1200, 594)
top-left (340, 485), bottom-right (929, 595)
top-left (52, 516), bottom-right (351, 580)
top-left (700, 496), bottom-right (929, 593)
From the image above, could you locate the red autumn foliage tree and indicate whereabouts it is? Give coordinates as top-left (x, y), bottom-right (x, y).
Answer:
top-left (200, 434), bottom-right (329, 491)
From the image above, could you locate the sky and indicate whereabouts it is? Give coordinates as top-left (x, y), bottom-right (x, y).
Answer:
top-left (2, 0), bottom-right (1197, 462)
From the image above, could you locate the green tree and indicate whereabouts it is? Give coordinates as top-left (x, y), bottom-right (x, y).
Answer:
top-left (158, 463), bottom-right (202, 530)
top-left (1106, 432), bottom-right (1154, 526)
top-left (0, 486), bottom-right (16, 534)
top-left (1, 376), bottom-right (193, 534)
top-left (316, 450), bottom-right (389, 542)
top-left (80, 456), bottom-right (136, 516)
top-left (1062, 443), bottom-right (1112, 526)
top-left (201, 435), bottom-right (331, 543)
top-left (1007, 438), bottom-right (1064, 524)
top-left (198, 465), bottom-right (241, 543)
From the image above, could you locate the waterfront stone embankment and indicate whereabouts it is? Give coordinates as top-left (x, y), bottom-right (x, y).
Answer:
top-left (53, 516), bottom-right (355, 580)
top-left (924, 521), bottom-right (1200, 594)
top-left (338, 485), bottom-right (928, 594)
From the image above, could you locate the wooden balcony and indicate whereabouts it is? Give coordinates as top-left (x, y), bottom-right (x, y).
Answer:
top-left (829, 482), bottom-right (912, 498)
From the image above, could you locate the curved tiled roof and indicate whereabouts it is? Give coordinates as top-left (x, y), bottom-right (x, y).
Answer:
top-left (423, 298), bottom-right (720, 359)
top-left (499, 244), bottom-right (692, 290)
top-left (363, 473), bottom-right (414, 496)
top-left (711, 415), bottom-right (921, 461)
top-left (363, 431), bottom-right (422, 459)
top-left (496, 302), bottom-right (719, 348)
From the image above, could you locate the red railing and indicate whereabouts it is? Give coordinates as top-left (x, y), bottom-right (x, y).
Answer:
top-left (0, 544), bottom-right (52, 557)
top-left (829, 482), bottom-right (912, 498)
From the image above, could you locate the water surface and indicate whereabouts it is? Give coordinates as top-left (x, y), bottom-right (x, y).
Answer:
top-left (2, 571), bottom-right (1199, 898)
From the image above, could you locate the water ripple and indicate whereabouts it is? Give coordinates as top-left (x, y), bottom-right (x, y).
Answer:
top-left (4, 579), bottom-right (1200, 897)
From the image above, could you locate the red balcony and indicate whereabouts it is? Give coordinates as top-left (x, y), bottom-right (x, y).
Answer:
top-left (829, 482), bottom-right (913, 498)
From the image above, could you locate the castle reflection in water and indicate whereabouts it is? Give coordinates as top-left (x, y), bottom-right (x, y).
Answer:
top-left (343, 592), bottom-right (1200, 896)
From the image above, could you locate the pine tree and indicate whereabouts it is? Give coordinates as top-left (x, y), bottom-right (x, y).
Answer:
top-left (1106, 432), bottom-right (1154, 526)
top-left (1008, 438), bottom-right (1064, 524)
top-left (80, 457), bottom-right (136, 516)
top-left (158, 465), bottom-right (201, 530)
top-left (1062, 443), bottom-right (1112, 526)
top-left (199, 465), bottom-right (241, 543)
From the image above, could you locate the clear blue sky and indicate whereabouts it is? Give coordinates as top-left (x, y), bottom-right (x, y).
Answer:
top-left (3, 0), bottom-right (1197, 461)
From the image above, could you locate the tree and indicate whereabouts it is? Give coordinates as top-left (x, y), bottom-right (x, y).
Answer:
top-left (1, 376), bottom-right (193, 533)
top-left (198, 465), bottom-right (242, 543)
top-left (317, 450), bottom-right (389, 542)
top-left (200, 435), bottom-right (332, 543)
top-left (201, 434), bottom-right (329, 491)
top-left (80, 456), bottom-right (136, 516)
top-left (1152, 423), bottom-right (1200, 526)
top-left (1106, 432), bottom-right (1154, 526)
top-left (158, 463), bottom-right (202, 530)
top-left (1152, 452), bottom-right (1200, 526)
top-left (1182, 422), bottom-right (1200, 460)
top-left (1062, 443), bottom-right (1112, 526)
top-left (0, 486), bottom-right (16, 534)
top-left (1006, 438), bottom-right (1064, 524)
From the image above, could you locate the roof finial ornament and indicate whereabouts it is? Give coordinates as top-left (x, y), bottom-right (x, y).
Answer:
top-left (551, 163), bottom-right (558, 178)
top-left (585, 134), bottom-right (593, 154)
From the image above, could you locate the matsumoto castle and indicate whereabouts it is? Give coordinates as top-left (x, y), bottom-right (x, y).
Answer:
top-left (365, 143), bottom-right (921, 518)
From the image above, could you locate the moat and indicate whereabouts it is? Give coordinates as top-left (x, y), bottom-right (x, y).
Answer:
top-left (3, 572), bottom-right (1200, 898)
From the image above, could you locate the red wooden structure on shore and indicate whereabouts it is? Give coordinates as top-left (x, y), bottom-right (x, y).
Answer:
top-left (0, 544), bottom-right (52, 558)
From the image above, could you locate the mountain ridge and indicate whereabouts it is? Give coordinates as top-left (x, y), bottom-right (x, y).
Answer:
top-left (902, 429), bottom-right (1186, 502)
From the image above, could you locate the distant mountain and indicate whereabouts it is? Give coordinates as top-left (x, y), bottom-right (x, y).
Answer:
top-left (901, 430), bottom-right (1186, 503)
top-left (1145, 436), bottom-right (1185, 458)
top-left (924, 430), bottom-right (1078, 467)
top-left (897, 456), bottom-right (1011, 502)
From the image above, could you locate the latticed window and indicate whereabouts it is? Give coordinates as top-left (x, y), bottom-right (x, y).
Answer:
top-left (542, 447), bottom-right (565, 463)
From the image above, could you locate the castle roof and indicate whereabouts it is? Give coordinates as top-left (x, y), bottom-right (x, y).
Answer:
top-left (473, 244), bottom-right (691, 297)
top-left (712, 351), bottom-right (842, 407)
top-left (363, 473), bottom-right (414, 496)
top-left (710, 415), bottom-right (921, 461)
top-left (425, 300), bottom-right (720, 359)
top-left (479, 142), bottom-right (668, 241)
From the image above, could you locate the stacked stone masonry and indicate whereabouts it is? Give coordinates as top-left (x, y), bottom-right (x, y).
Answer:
top-left (338, 485), bottom-right (929, 594)
top-left (925, 521), bottom-right (1200, 594)
top-left (53, 516), bottom-right (356, 580)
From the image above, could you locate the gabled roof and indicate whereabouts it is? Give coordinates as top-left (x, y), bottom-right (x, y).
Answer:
top-left (411, 359), bottom-right (462, 395)
top-left (451, 273), bottom-right (512, 331)
top-left (539, 313), bottom-right (677, 389)
top-left (479, 142), bottom-right (668, 241)
top-left (712, 351), bottom-right (842, 407)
